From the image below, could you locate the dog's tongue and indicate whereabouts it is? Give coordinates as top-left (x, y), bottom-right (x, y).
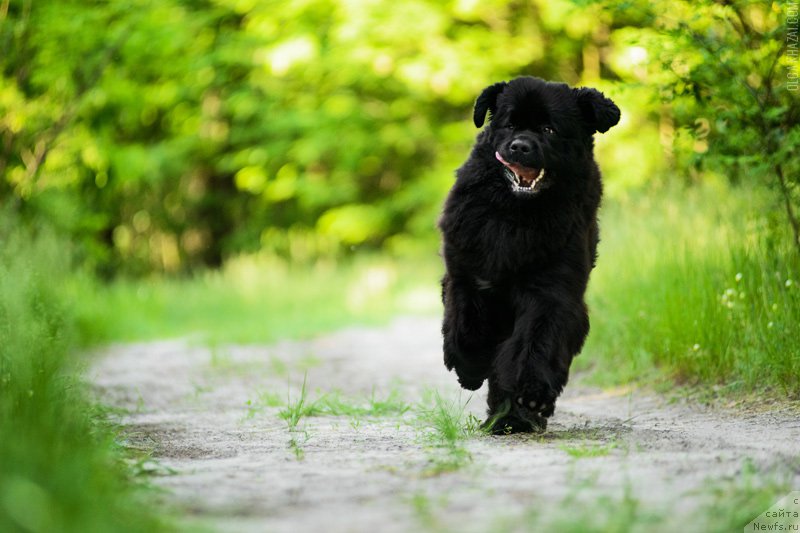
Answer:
top-left (495, 152), bottom-right (540, 186)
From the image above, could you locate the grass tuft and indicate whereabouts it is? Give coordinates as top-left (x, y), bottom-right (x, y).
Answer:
top-left (414, 391), bottom-right (485, 474)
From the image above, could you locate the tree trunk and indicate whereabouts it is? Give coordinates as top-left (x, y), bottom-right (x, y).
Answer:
top-left (775, 163), bottom-right (800, 255)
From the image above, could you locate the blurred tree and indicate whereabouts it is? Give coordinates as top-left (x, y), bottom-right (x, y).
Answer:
top-left (6, 0), bottom-right (793, 273)
top-left (3, 0), bottom-right (619, 274)
top-left (602, 0), bottom-right (800, 251)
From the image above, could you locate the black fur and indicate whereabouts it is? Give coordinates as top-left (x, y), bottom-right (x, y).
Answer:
top-left (438, 76), bottom-right (620, 434)
top-left (473, 82), bottom-right (508, 128)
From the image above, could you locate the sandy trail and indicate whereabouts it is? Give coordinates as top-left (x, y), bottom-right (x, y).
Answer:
top-left (90, 317), bottom-right (800, 532)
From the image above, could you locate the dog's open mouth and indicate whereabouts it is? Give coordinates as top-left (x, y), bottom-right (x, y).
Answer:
top-left (495, 151), bottom-right (546, 193)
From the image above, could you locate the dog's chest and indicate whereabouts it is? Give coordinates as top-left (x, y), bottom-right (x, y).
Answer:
top-left (449, 215), bottom-right (568, 277)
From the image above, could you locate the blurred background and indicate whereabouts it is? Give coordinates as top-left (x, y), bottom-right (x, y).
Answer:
top-left (0, 0), bottom-right (793, 267)
top-left (2, 0), bottom-right (799, 381)
top-left (3, 0), bottom-right (800, 382)
top-left (1, 1), bottom-right (799, 530)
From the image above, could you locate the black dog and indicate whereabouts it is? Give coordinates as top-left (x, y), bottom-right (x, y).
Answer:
top-left (438, 76), bottom-right (620, 433)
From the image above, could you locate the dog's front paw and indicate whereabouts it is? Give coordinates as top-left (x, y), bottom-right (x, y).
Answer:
top-left (486, 358), bottom-right (563, 434)
top-left (485, 393), bottom-right (554, 435)
top-left (483, 397), bottom-right (547, 435)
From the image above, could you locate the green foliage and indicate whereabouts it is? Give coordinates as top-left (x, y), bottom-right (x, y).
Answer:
top-left (2, 0), bottom-right (798, 273)
top-left (0, 213), bottom-right (169, 532)
top-left (606, 0), bottom-right (800, 248)
top-left (1, 0), bottom-right (611, 274)
top-left (0, 0), bottom-right (687, 274)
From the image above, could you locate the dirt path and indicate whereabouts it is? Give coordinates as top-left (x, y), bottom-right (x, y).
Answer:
top-left (90, 317), bottom-right (800, 532)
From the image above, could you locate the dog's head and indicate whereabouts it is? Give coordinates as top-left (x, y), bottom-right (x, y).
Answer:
top-left (473, 77), bottom-right (620, 196)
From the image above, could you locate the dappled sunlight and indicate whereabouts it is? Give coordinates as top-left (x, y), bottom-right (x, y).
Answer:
top-left (346, 264), bottom-right (397, 312)
top-left (346, 262), bottom-right (441, 315)
top-left (218, 252), bottom-right (290, 296)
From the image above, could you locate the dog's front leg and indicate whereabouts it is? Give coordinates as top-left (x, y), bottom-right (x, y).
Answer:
top-left (487, 290), bottom-right (589, 433)
top-left (441, 273), bottom-right (502, 391)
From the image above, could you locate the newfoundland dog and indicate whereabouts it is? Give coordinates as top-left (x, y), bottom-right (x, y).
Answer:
top-left (438, 76), bottom-right (620, 433)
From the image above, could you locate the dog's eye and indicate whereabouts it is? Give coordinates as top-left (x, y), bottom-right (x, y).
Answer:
top-left (542, 126), bottom-right (555, 135)
top-left (506, 124), bottom-right (515, 130)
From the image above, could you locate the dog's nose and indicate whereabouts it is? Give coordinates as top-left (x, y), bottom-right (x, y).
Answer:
top-left (509, 138), bottom-right (532, 154)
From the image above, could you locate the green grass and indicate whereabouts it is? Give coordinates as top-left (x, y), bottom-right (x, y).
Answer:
top-left (279, 376), bottom-right (311, 431)
top-left (404, 460), bottom-right (790, 533)
top-left (525, 460), bottom-right (792, 533)
top-left (246, 378), bottom-right (485, 474)
top-left (270, 380), bottom-right (412, 429)
top-left (533, 484), bottom-right (656, 533)
top-left (77, 253), bottom-right (442, 345)
top-left (693, 460), bottom-right (796, 533)
top-left (0, 216), bottom-right (170, 532)
top-left (318, 387), bottom-right (411, 418)
top-left (244, 378), bottom-right (413, 459)
top-left (414, 391), bottom-right (486, 474)
top-left (559, 441), bottom-right (619, 458)
top-left (243, 390), bottom-right (284, 419)
top-left (268, 380), bottom-right (413, 461)
top-left (580, 182), bottom-right (800, 396)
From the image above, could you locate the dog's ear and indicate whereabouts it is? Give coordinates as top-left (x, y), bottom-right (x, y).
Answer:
top-left (575, 87), bottom-right (620, 134)
top-left (473, 81), bottom-right (507, 128)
